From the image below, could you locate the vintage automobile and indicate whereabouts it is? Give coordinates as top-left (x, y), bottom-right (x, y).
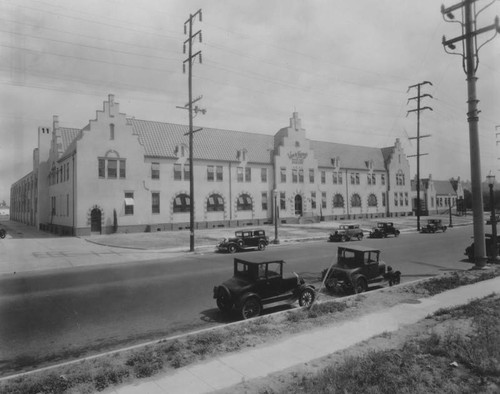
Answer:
top-left (420, 219), bottom-right (447, 233)
top-left (216, 229), bottom-right (269, 253)
top-left (369, 222), bottom-right (400, 238)
top-left (329, 223), bottom-right (364, 242)
top-left (464, 234), bottom-right (500, 261)
top-left (213, 258), bottom-right (316, 319)
top-left (322, 245), bottom-right (401, 294)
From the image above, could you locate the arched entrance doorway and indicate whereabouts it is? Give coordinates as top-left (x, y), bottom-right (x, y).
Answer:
top-left (90, 208), bottom-right (102, 234)
top-left (294, 195), bottom-right (303, 216)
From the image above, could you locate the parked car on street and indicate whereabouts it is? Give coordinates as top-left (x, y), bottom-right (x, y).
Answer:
top-left (213, 258), bottom-right (316, 319)
top-left (420, 219), bottom-right (447, 233)
top-left (216, 229), bottom-right (269, 253)
top-left (464, 234), bottom-right (500, 261)
top-left (329, 223), bottom-right (364, 242)
top-left (369, 222), bottom-right (400, 238)
top-left (321, 245), bottom-right (401, 294)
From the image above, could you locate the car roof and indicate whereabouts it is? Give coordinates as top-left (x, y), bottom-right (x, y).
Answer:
top-left (235, 228), bottom-right (265, 232)
top-left (338, 245), bottom-right (381, 253)
top-left (234, 257), bottom-right (285, 265)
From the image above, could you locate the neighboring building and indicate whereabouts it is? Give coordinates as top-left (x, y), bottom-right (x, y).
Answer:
top-left (411, 174), bottom-right (464, 215)
top-left (10, 95), bottom-right (412, 236)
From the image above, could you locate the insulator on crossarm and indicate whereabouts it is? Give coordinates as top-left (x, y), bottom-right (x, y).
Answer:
top-left (199, 53), bottom-right (202, 64)
top-left (199, 11), bottom-right (202, 22)
top-left (199, 32), bottom-right (203, 43)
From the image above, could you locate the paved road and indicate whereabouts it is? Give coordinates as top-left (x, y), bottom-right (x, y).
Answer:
top-left (0, 225), bottom-right (473, 377)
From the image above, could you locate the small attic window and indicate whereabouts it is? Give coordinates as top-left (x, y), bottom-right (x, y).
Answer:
top-left (331, 157), bottom-right (340, 168)
top-left (237, 149), bottom-right (247, 162)
top-left (110, 124), bottom-right (115, 140)
top-left (175, 144), bottom-right (187, 158)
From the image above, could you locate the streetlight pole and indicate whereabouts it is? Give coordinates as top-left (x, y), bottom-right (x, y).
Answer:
top-left (273, 190), bottom-right (280, 244)
top-left (448, 193), bottom-right (453, 228)
top-left (487, 172), bottom-right (499, 263)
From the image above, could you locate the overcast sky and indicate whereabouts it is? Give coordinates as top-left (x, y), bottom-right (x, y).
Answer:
top-left (0, 0), bottom-right (499, 203)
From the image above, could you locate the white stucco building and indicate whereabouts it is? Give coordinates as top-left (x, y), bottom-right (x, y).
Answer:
top-left (11, 95), bottom-right (412, 236)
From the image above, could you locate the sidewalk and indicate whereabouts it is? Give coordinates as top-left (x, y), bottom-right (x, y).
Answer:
top-left (104, 275), bottom-right (500, 394)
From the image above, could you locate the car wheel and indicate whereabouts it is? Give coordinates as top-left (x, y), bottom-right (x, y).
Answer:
top-left (216, 287), bottom-right (233, 313)
top-left (298, 288), bottom-right (315, 307)
top-left (443, 226), bottom-right (447, 232)
top-left (241, 297), bottom-right (262, 319)
top-left (357, 234), bottom-right (363, 241)
top-left (353, 277), bottom-right (367, 294)
top-left (395, 230), bottom-right (400, 237)
top-left (257, 242), bottom-right (266, 251)
top-left (228, 244), bottom-right (237, 253)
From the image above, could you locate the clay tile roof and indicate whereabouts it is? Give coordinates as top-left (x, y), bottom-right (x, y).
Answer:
top-left (60, 128), bottom-right (80, 152)
top-left (310, 140), bottom-right (386, 170)
top-left (131, 119), bottom-right (275, 163)
top-left (434, 180), bottom-right (456, 195)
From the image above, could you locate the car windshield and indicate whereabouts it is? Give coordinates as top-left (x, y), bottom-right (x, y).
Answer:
top-left (338, 250), bottom-right (359, 268)
top-left (235, 261), bottom-right (252, 278)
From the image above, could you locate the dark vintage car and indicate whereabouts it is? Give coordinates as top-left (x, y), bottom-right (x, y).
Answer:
top-left (216, 229), bottom-right (269, 253)
top-left (322, 245), bottom-right (401, 294)
top-left (369, 222), bottom-right (400, 238)
top-left (329, 224), bottom-right (364, 242)
top-left (420, 219), bottom-right (447, 233)
top-left (213, 258), bottom-right (316, 319)
top-left (464, 234), bottom-right (500, 261)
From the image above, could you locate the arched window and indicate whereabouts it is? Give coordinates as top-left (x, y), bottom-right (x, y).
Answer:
top-left (333, 194), bottom-right (344, 208)
top-left (368, 193), bottom-right (378, 207)
top-left (173, 193), bottom-right (190, 213)
top-left (207, 194), bottom-right (224, 212)
top-left (237, 194), bottom-right (252, 211)
top-left (351, 193), bottom-right (362, 208)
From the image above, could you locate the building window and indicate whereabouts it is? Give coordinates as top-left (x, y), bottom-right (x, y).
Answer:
top-left (107, 159), bottom-right (117, 179)
top-left (152, 192), bottom-right (160, 214)
top-left (174, 193), bottom-right (190, 213)
top-left (280, 167), bottom-right (287, 183)
top-left (98, 159), bottom-right (105, 178)
top-left (309, 169), bottom-right (314, 183)
top-left (405, 192), bottom-right (409, 206)
top-left (261, 168), bottom-right (267, 183)
top-left (184, 163), bottom-right (190, 180)
top-left (174, 164), bottom-right (182, 180)
top-left (322, 192), bottom-right (327, 209)
top-left (368, 194), bottom-right (377, 207)
top-left (120, 159), bottom-right (126, 178)
top-left (394, 192), bottom-right (398, 206)
top-left (237, 167), bottom-right (244, 182)
top-left (151, 162), bottom-right (160, 180)
top-left (321, 171), bottom-right (326, 184)
top-left (280, 192), bottom-right (286, 210)
top-left (311, 192), bottom-right (316, 209)
top-left (207, 165), bottom-right (214, 181)
top-left (292, 169), bottom-right (298, 183)
top-left (350, 172), bottom-right (360, 185)
top-left (125, 192), bottom-right (134, 215)
top-left (367, 173), bottom-right (376, 185)
top-left (245, 167), bottom-right (251, 182)
top-left (431, 196), bottom-right (434, 207)
top-left (237, 194), bottom-right (252, 211)
top-left (400, 192), bottom-right (404, 206)
top-left (333, 194), bottom-right (344, 208)
top-left (216, 166), bottom-right (223, 181)
top-left (396, 170), bottom-right (405, 186)
top-left (381, 174), bottom-right (386, 185)
top-left (298, 169), bottom-right (304, 183)
top-left (110, 124), bottom-right (115, 140)
top-left (207, 194), bottom-right (224, 212)
top-left (175, 144), bottom-right (187, 158)
top-left (261, 192), bottom-right (268, 210)
top-left (351, 193), bottom-right (361, 208)
top-left (382, 192), bottom-right (386, 207)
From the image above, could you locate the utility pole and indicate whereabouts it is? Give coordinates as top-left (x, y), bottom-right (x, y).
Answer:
top-left (441, 0), bottom-right (500, 268)
top-left (407, 81), bottom-right (433, 232)
top-left (181, 9), bottom-right (204, 252)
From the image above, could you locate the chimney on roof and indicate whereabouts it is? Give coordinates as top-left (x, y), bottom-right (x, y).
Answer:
top-left (53, 115), bottom-right (59, 130)
top-left (108, 94), bottom-right (115, 105)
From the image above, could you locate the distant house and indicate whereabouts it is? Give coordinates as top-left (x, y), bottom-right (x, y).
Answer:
top-left (10, 95), bottom-right (413, 236)
top-left (411, 174), bottom-right (464, 216)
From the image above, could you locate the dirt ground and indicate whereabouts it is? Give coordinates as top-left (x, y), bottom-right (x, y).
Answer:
top-left (212, 270), bottom-right (500, 394)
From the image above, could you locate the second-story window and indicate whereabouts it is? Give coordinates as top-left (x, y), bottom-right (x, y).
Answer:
top-left (174, 164), bottom-right (182, 180)
top-left (207, 165), bottom-right (214, 181)
top-left (309, 169), bottom-right (314, 183)
top-left (245, 167), bottom-right (251, 182)
top-left (107, 159), bottom-right (117, 179)
top-left (280, 167), bottom-right (286, 183)
top-left (261, 168), bottom-right (267, 183)
top-left (237, 167), bottom-right (244, 182)
top-left (151, 162), bottom-right (160, 180)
